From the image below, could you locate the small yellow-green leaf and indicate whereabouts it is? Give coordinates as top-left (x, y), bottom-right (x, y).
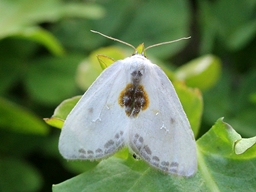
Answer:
top-left (89, 46), bottom-right (126, 68)
top-left (44, 117), bottom-right (64, 129)
top-left (135, 43), bottom-right (145, 55)
top-left (54, 96), bottom-right (81, 120)
top-left (45, 96), bottom-right (81, 129)
top-left (97, 55), bottom-right (115, 70)
top-left (175, 55), bottom-right (221, 90)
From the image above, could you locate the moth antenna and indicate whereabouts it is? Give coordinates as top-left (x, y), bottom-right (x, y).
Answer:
top-left (91, 30), bottom-right (136, 51)
top-left (144, 36), bottom-right (191, 52)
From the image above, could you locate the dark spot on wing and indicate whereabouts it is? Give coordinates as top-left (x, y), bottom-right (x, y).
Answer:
top-left (88, 108), bottom-right (93, 113)
top-left (104, 140), bottom-right (115, 148)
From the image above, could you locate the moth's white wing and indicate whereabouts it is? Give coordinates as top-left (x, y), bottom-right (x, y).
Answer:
top-left (59, 61), bottom-right (129, 160)
top-left (129, 63), bottom-right (197, 177)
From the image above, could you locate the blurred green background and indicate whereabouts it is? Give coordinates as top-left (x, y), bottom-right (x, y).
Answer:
top-left (0, 0), bottom-right (256, 191)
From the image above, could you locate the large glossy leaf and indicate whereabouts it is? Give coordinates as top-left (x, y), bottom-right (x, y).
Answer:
top-left (52, 118), bottom-right (256, 191)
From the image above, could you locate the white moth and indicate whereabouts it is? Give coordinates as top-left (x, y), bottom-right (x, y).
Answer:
top-left (59, 30), bottom-right (197, 177)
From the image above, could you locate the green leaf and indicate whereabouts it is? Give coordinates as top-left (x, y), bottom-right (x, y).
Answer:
top-left (204, 70), bottom-right (256, 137)
top-left (197, 118), bottom-right (256, 191)
top-left (249, 93), bottom-right (256, 104)
top-left (198, 118), bottom-right (241, 157)
top-left (55, 0), bottom-right (190, 56)
top-left (12, 27), bottom-right (64, 56)
top-left (0, 97), bottom-right (48, 135)
top-left (53, 156), bottom-right (205, 192)
top-left (0, 49), bottom-right (22, 94)
top-left (175, 55), bottom-right (221, 90)
top-left (0, 158), bottom-right (42, 192)
top-left (198, 0), bottom-right (256, 52)
top-left (45, 96), bottom-right (81, 128)
top-left (0, 0), bottom-right (104, 53)
top-left (227, 20), bottom-right (256, 51)
top-left (93, 0), bottom-right (191, 58)
top-left (0, 0), bottom-right (104, 38)
top-left (61, 161), bottom-right (99, 175)
top-left (60, 3), bottom-right (105, 19)
top-left (25, 55), bottom-right (82, 105)
top-left (53, 118), bottom-right (256, 191)
top-left (174, 82), bottom-right (203, 137)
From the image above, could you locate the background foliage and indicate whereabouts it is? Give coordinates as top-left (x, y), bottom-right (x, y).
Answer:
top-left (0, 0), bottom-right (256, 191)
